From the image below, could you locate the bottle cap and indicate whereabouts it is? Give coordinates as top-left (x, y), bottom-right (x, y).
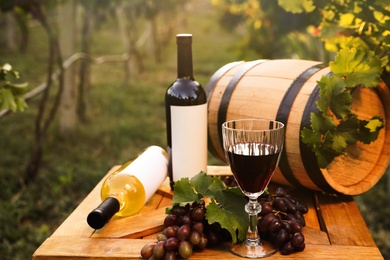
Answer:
top-left (176, 34), bottom-right (192, 44)
top-left (87, 197), bottom-right (120, 229)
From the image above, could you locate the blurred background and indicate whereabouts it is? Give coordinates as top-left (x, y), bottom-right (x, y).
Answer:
top-left (0, 0), bottom-right (389, 259)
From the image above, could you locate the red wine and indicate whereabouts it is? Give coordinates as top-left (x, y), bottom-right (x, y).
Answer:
top-left (226, 143), bottom-right (281, 193)
top-left (165, 34), bottom-right (207, 189)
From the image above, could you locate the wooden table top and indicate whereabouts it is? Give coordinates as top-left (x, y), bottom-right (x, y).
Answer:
top-left (33, 166), bottom-right (384, 259)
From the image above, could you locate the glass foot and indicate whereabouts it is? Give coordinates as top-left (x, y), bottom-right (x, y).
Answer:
top-left (227, 240), bottom-right (276, 258)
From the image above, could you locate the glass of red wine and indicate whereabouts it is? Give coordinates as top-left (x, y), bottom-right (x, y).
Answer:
top-left (222, 118), bottom-right (284, 258)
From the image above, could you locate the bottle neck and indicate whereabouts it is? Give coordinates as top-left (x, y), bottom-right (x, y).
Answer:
top-left (177, 37), bottom-right (193, 79)
top-left (87, 197), bottom-right (120, 229)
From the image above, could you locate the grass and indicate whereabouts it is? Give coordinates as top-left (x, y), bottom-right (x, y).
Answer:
top-left (1, 0), bottom-right (389, 259)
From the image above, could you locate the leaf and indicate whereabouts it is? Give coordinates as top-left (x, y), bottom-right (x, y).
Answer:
top-left (205, 189), bottom-right (248, 244)
top-left (310, 112), bottom-right (336, 133)
top-left (336, 116), bottom-right (360, 145)
top-left (315, 146), bottom-right (338, 168)
top-left (301, 127), bottom-right (321, 147)
top-left (170, 172), bottom-right (248, 244)
top-left (317, 75), bottom-right (352, 119)
top-left (171, 178), bottom-right (201, 206)
top-left (359, 116), bottom-right (384, 144)
top-left (190, 171), bottom-right (214, 195)
top-left (330, 46), bottom-right (382, 87)
top-left (278, 0), bottom-right (315, 13)
top-left (0, 89), bottom-right (17, 111)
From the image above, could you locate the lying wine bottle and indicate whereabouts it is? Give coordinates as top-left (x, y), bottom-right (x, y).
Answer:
top-left (165, 34), bottom-right (208, 189)
top-left (87, 146), bottom-right (168, 229)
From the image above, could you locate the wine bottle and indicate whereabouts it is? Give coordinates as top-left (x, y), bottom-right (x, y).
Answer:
top-left (87, 146), bottom-right (168, 229)
top-left (165, 34), bottom-right (208, 189)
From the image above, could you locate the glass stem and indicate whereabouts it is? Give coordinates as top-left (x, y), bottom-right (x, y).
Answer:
top-left (245, 198), bottom-right (262, 245)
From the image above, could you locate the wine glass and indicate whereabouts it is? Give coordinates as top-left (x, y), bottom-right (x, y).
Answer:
top-left (222, 118), bottom-right (284, 258)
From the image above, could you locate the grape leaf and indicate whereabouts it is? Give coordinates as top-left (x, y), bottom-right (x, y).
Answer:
top-left (336, 116), bottom-right (360, 145)
top-left (329, 46), bottom-right (382, 87)
top-left (1, 89), bottom-right (17, 111)
top-left (171, 177), bottom-right (201, 206)
top-left (1, 64), bottom-right (28, 112)
top-left (170, 172), bottom-right (248, 244)
top-left (301, 127), bottom-right (321, 147)
top-left (317, 75), bottom-right (352, 119)
top-left (278, 0), bottom-right (315, 13)
top-left (359, 116), bottom-right (384, 144)
top-left (314, 145), bottom-right (338, 168)
top-left (205, 189), bottom-right (248, 244)
top-left (190, 171), bottom-right (215, 195)
top-left (310, 112), bottom-right (336, 133)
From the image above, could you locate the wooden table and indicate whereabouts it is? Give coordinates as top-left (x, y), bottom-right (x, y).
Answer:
top-left (33, 166), bottom-right (384, 259)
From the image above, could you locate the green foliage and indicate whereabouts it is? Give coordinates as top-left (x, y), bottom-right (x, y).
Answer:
top-left (169, 172), bottom-right (248, 243)
top-left (0, 64), bottom-right (28, 112)
top-left (275, 0), bottom-right (389, 168)
top-left (330, 47), bottom-right (382, 87)
top-left (278, 0), bottom-right (315, 13)
top-left (300, 46), bottom-right (384, 168)
top-left (211, 0), bottom-right (326, 60)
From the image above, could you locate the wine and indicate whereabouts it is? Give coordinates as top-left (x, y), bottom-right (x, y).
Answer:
top-left (226, 143), bottom-right (281, 194)
top-left (87, 146), bottom-right (168, 229)
top-left (165, 34), bottom-right (207, 188)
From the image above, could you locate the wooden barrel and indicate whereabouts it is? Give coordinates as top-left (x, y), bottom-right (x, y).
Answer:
top-left (205, 59), bottom-right (390, 195)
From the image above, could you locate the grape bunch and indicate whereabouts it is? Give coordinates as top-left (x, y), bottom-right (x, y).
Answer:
top-left (258, 186), bottom-right (308, 255)
top-left (140, 200), bottom-right (228, 259)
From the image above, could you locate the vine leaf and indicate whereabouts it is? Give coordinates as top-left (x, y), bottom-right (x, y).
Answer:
top-left (169, 172), bottom-right (247, 244)
top-left (330, 47), bottom-right (382, 87)
top-left (278, 0), bottom-right (315, 13)
top-left (359, 116), bottom-right (384, 144)
top-left (316, 75), bottom-right (352, 119)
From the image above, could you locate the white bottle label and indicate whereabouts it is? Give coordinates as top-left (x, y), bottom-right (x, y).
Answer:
top-left (121, 146), bottom-right (168, 203)
top-left (170, 103), bottom-right (208, 181)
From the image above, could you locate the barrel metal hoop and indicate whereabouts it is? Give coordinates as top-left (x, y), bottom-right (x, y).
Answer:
top-left (276, 63), bottom-right (327, 189)
top-left (217, 60), bottom-right (268, 155)
top-left (205, 61), bottom-right (244, 103)
top-left (300, 72), bottom-right (338, 194)
top-left (205, 61), bottom-right (244, 161)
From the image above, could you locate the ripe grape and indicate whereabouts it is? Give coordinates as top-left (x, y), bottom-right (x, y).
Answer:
top-left (190, 231), bottom-right (201, 245)
top-left (164, 225), bottom-right (178, 238)
top-left (140, 199), bottom-right (217, 259)
top-left (164, 250), bottom-right (177, 260)
top-left (178, 241), bottom-right (193, 259)
top-left (153, 241), bottom-right (166, 259)
top-left (164, 214), bottom-right (177, 228)
top-left (196, 234), bottom-right (208, 250)
top-left (291, 232), bottom-right (305, 247)
top-left (140, 186), bottom-right (308, 259)
top-left (257, 186), bottom-right (309, 255)
top-left (165, 237), bottom-right (179, 251)
top-left (192, 222), bottom-right (204, 234)
top-left (280, 241), bottom-right (295, 255)
top-left (258, 212), bottom-right (275, 233)
top-left (274, 228), bottom-right (288, 248)
top-left (140, 243), bottom-right (155, 259)
top-left (259, 201), bottom-right (272, 216)
top-left (191, 205), bottom-right (205, 222)
top-left (157, 233), bottom-right (167, 242)
top-left (269, 217), bottom-right (282, 232)
top-left (177, 224), bottom-right (191, 241)
top-left (274, 197), bottom-right (287, 212)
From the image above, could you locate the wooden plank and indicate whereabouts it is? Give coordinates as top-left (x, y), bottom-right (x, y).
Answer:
top-left (32, 237), bottom-right (383, 260)
top-left (33, 165), bottom-right (383, 259)
top-left (92, 207), bottom-right (166, 239)
top-left (316, 192), bottom-right (377, 247)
